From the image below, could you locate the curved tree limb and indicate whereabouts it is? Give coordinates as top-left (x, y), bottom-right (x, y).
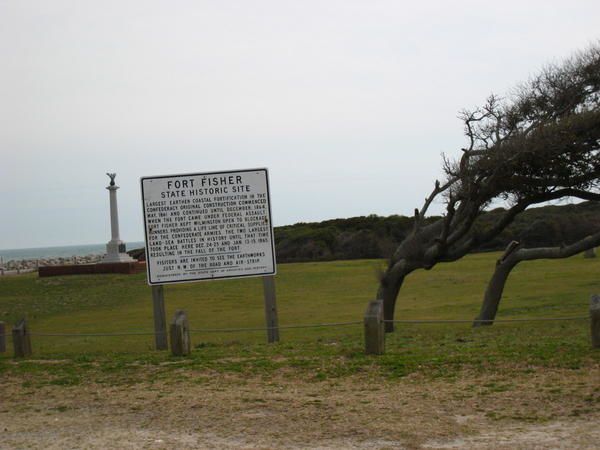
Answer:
top-left (473, 229), bottom-right (600, 327)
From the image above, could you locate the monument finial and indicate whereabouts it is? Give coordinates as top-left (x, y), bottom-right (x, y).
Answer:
top-left (106, 173), bottom-right (117, 186)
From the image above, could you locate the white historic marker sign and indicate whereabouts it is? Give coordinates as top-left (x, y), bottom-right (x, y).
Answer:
top-left (141, 168), bottom-right (276, 285)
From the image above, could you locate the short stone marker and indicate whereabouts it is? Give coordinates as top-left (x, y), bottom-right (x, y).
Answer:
top-left (12, 318), bottom-right (32, 358)
top-left (591, 294), bottom-right (600, 348)
top-left (364, 299), bottom-right (385, 355)
top-left (170, 310), bottom-right (191, 356)
top-left (584, 248), bottom-right (596, 258)
top-left (0, 321), bottom-right (6, 353)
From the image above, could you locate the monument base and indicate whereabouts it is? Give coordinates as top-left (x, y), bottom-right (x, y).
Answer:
top-left (101, 253), bottom-right (136, 263)
top-left (102, 240), bottom-right (135, 263)
top-left (39, 261), bottom-right (146, 278)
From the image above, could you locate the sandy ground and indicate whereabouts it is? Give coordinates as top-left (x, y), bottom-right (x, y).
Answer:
top-left (1, 366), bottom-right (599, 449)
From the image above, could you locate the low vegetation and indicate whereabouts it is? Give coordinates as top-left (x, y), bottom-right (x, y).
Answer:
top-left (1, 252), bottom-right (598, 384)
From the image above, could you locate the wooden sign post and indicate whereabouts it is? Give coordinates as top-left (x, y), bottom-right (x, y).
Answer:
top-left (152, 285), bottom-right (168, 350)
top-left (263, 276), bottom-right (279, 343)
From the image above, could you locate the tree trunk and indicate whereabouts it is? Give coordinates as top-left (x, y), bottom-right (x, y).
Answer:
top-left (377, 274), bottom-right (405, 333)
top-left (473, 259), bottom-right (516, 327)
top-left (376, 225), bottom-right (443, 333)
top-left (377, 249), bottom-right (420, 333)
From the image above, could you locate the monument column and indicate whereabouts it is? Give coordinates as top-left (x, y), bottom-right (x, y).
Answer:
top-left (109, 183), bottom-right (120, 241)
top-left (102, 173), bottom-right (135, 264)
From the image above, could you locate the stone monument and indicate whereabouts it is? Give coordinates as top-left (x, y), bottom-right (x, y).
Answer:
top-left (101, 173), bottom-right (135, 264)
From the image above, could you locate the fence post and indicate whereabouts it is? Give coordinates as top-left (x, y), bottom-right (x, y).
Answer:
top-left (263, 276), bottom-right (280, 343)
top-left (591, 294), bottom-right (600, 348)
top-left (0, 321), bottom-right (5, 353)
top-left (12, 318), bottom-right (32, 358)
top-left (152, 285), bottom-right (168, 350)
top-left (170, 310), bottom-right (191, 356)
top-left (364, 299), bottom-right (385, 355)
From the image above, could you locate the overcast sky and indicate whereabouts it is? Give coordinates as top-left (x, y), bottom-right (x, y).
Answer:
top-left (1, 0), bottom-right (599, 249)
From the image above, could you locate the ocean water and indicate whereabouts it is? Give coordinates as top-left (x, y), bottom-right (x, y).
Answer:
top-left (0, 241), bottom-right (146, 262)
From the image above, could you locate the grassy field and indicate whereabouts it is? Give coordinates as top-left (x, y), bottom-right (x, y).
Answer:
top-left (2, 253), bottom-right (600, 448)
top-left (0, 252), bottom-right (598, 382)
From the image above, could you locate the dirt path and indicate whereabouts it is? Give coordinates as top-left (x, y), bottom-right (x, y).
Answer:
top-left (2, 367), bottom-right (599, 449)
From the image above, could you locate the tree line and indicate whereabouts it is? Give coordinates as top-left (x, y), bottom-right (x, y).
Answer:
top-left (274, 201), bottom-right (600, 263)
top-left (130, 201), bottom-right (599, 264)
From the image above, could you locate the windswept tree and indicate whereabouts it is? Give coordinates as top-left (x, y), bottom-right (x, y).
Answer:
top-left (473, 231), bottom-right (600, 327)
top-left (378, 45), bottom-right (600, 332)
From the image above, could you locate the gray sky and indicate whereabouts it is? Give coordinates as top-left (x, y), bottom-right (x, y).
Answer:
top-left (1, 0), bottom-right (599, 249)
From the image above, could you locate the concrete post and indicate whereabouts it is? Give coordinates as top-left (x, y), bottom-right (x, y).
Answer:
top-left (170, 310), bottom-right (191, 356)
top-left (591, 294), bottom-right (600, 348)
top-left (12, 319), bottom-right (32, 358)
top-left (0, 321), bottom-right (6, 353)
top-left (364, 299), bottom-right (385, 355)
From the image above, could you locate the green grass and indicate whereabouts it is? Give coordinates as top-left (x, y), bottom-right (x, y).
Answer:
top-left (1, 252), bottom-right (599, 383)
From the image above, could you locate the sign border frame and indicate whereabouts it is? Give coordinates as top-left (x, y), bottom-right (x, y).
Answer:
top-left (140, 167), bottom-right (277, 286)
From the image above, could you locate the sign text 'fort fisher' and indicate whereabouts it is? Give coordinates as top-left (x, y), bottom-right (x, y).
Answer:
top-left (141, 169), bottom-right (276, 285)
